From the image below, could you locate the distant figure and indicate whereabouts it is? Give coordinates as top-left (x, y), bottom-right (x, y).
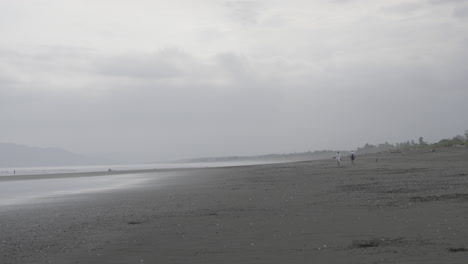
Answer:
top-left (13, 170), bottom-right (15, 174)
top-left (108, 168), bottom-right (112, 172)
top-left (335, 152), bottom-right (342, 166)
top-left (350, 151), bottom-right (356, 165)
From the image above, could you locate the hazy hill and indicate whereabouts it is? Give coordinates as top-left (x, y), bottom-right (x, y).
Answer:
top-left (0, 143), bottom-right (112, 168)
top-left (182, 150), bottom-right (336, 163)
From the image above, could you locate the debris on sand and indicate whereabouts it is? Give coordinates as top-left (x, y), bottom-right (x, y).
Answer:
top-left (448, 247), bottom-right (468, 253)
top-left (351, 239), bottom-right (380, 248)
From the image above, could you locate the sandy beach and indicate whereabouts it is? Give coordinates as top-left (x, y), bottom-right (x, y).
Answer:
top-left (1, 147), bottom-right (468, 264)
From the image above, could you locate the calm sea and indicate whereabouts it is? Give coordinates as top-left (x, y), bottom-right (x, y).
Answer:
top-left (0, 161), bottom-right (270, 177)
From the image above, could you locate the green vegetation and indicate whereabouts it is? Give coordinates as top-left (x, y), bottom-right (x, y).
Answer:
top-left (356, 129), bottom-right (468, 154)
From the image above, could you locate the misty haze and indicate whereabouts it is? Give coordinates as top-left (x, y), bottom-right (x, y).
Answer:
top-left (1, 1), bottom-right (468, 263)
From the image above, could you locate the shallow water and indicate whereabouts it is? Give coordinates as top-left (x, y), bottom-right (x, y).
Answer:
top-left (0, 173), bottom-right (150, 207)
top-left (0, 161), bottom-right (276, 209)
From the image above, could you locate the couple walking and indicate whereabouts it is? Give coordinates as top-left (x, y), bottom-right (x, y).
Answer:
top-left (335, 151), bottom-right (356, 166)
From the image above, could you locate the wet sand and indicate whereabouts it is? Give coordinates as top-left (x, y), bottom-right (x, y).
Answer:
top-left (1, 147), bottom-right (468, 264)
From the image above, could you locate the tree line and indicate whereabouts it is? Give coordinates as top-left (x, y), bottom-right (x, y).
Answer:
top-left (356, 130), bottom-right (468, 154)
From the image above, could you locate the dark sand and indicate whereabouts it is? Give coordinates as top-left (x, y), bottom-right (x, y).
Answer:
top-left (1, 147), bottom-right (468, 263)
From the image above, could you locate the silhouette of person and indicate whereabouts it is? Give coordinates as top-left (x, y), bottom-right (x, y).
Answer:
top-left (335, 152), bottom-right (341, 166)
top-left (350, 151), bottom-right (356, 165)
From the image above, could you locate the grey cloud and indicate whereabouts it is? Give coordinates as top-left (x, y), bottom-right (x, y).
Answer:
top-left (96, 50), bottom-right (186, 79)
top-left (196, 28), bottom-right (227, 43)
top-left (453, 5), bottom-right (468, 17)
top-left (260, 14), bottom-right (287, 27)
top-left (428, 0), bottom-right (468, 5)
top-left (331, 0), bottom-right (361, 3)
top-left (0, 47), bottom-right (97, 89)
top-left (381, 2), bottom-right (425, 15)
top-left (95, 50), bottom-right (262, 89)
top-left (382, 0), bottom-right (468, 18)
top-left (214, 53), bottom-right (254, 81)
top-left (225, 1), bottom-right (261, 24)
top-left (0, 71), bottom-right (15, 86)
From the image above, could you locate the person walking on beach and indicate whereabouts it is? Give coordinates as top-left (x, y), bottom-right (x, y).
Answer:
top-left (335, 152), bottom-right (342, 166)
top-left (350, 151), bottom-right (356, 165)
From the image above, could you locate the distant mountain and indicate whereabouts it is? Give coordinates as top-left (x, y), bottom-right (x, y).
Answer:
top-left (0, 143), bottom-right (113, 168)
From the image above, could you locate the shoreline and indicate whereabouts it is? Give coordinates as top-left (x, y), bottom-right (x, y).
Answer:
top-left (0, 163), bottom-right (266, 182)
top-left (0, 160), bottom-right (294, 182)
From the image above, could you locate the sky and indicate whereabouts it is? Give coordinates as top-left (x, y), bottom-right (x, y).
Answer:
top-left (1, 0), bottom-right (468, 163)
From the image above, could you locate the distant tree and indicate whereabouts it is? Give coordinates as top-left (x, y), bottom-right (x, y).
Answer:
top-left (433, 136), bottom-right (465, 147)
top-left (398, 141), bottom-right (412, 148)
top-left (435, 138), bottom-right (453, 147)
top-left (418, 137), bottom-right (427, 146)
top-left (453, 135), bottom-right (465, 145)
top-left (411, 140), bottom-right (415, 146)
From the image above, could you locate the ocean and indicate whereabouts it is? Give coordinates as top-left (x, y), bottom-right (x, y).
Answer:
top-left (0, 161), bottom-right (269, 177)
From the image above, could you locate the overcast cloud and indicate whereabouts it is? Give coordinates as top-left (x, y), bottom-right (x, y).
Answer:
top-left (1, 0), bottom-right (467, 162)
